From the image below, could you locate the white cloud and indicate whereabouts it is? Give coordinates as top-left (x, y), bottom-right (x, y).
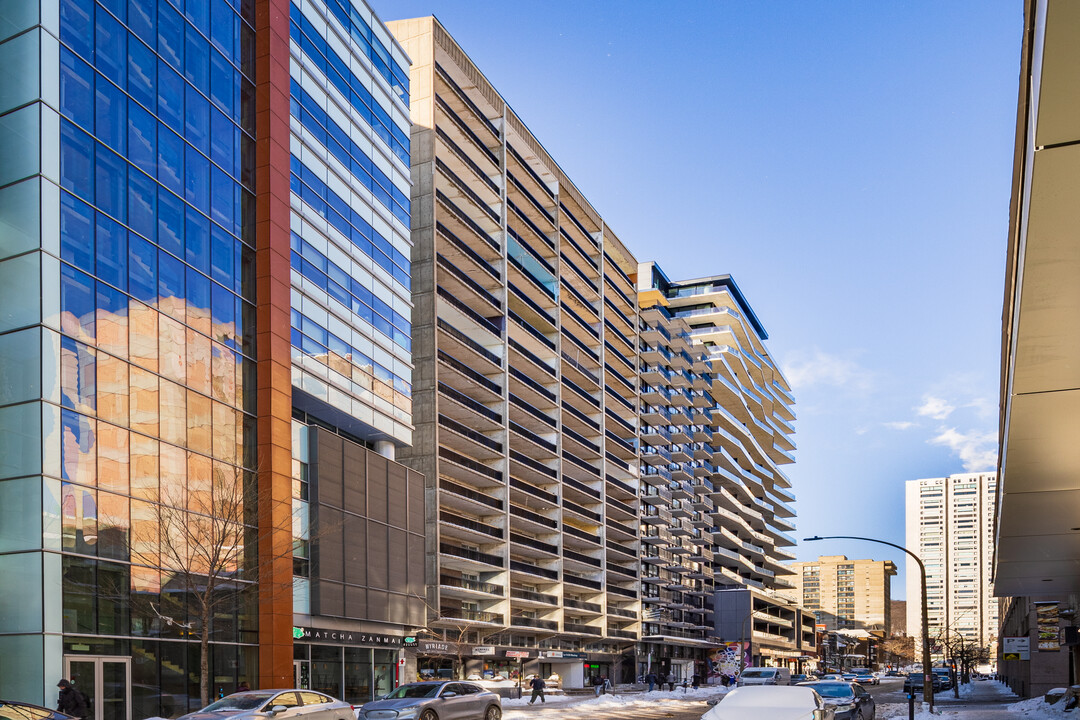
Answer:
top-left (883, 421), bottom-right (916, 431)
top-left (929, 427), bottom-right (998, 472)
top-left (916, 396), bottom-right (955, 421)
top-left (781, 349), bottom-right (873, 393)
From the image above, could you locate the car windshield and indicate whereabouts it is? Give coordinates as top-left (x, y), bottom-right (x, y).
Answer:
top-left (740, 671), bottom-right (772, 678)
top-left (201, 694), bottom-right (274, 712)
top-left (381, 685), bottom-right (442, 699)
top-left (811, 684), bottom-right (854, 699)
top-left (1, 702), bottom-right (63, 720)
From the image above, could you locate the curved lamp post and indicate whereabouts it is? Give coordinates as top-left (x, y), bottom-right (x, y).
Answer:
top-left (804, 535), bottom-right (933, 712)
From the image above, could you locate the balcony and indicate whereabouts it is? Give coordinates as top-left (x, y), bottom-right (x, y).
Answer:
top-left (510, 532), bottom-right (559, 556)
top-left (607, 628), bottom-right (637, 640)
top-left (439, 478), bottom-right (504, 512)
top-left (509, 559), bottom-right (559, 580)
top-left (509, 616), bottom-right (558, 631)
top-left (510, 587), bottom-right (559, 605)
top-left (440, 575), bottom-right (504, 596)
top-left (440, 607), bottom-right (503, 625)
top-left (564, 574), bottom-right (602, 591)
top-left (564, 622), bottom-right (602, 636)
top-left (563, 598), bottom-right (602, 613)
top-left (440, 543), bottom-right (503, 568)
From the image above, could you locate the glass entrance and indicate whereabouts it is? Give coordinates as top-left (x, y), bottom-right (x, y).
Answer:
top-left (294, 660), bottom-right (310, 690)
top-left (64, 656), bottom-right (131, 720)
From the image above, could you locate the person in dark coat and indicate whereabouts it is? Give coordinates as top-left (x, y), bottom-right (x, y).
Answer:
top-left (57, 680), bottom-right (89, 720)
top-left (528, 676), bottom-right (545, 704)
top-left (645, 671), bottom-right (657, 692)
top-left (691, 673), bottom-right (701, 690)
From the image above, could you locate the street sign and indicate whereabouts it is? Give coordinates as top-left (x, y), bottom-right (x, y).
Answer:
top-left (473, 646), bottom-right (496, 656)
top-left (1002, 636), bottom-right (1030, 660)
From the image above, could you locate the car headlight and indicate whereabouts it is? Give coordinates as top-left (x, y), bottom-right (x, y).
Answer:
top-left (832, 703), bottom-right (854, 713)
top-left (394, 710), bottom-right (420, 720)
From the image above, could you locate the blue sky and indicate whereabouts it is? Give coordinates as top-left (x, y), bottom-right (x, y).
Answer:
top-left (377, 1), bottom-right (1023, 598)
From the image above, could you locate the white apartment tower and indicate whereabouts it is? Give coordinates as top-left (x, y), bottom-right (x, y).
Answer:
top-left (905, 473), bottom-right (998, 658)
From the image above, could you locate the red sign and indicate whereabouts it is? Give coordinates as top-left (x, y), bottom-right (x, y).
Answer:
top-left (505, 651), bottom-right (530, 658)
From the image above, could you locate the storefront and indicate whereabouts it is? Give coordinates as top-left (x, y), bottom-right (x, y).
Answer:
top-left (293, 626), bottom-right (404, 704)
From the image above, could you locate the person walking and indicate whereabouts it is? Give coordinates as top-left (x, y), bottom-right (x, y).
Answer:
top-left (592, 674), bottom-right (603, 696)
top-left (528, 675), bottom-right (545, 705)
top-left (691, 673), bottom-right (701, 690)
top-left (646, 671), bottom-right (656, 692)
top-left (603, 675), bottom-right (612, 695)
top-left (57, 680), bottom-right (89, 720)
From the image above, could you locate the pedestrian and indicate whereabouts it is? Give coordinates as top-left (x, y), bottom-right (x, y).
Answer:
top-left (528, 675), bottom-right (545, 705)
top-left (57, 679), bottom-right (89, 720)
top-left (236, 681), bottom-right (251, 693)
top-left (603, 675), bottom-right (612, 694)
top-left (691, 673), bottom-right (701, 690)
top-left (592, 674), bottom-right (604, 696)
top-left (646, 671), bottom-right (656, 692)
top-left (666, 672), bottom-right (676, 691)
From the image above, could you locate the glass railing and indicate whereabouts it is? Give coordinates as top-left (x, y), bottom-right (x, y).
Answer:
top-left (508, 475), bottom-right (558, 504)
top-left (509, 337), bottom-right (556, 376)
top-left (509, 309), bottom-right (556, 351)
top-left (564, 574), bottom-right (602, 591)
top-left (564, 549), bottom-right (602, 568)
top-left (510, 587), bottom-right (558, 604)
top-left (438, 318), bottom-right (501, 366)
top-left (437, 254), bottom-right (501, 309)
top-left (510, 532), bottom-right (558, 554)
top-left (563, 499), bottom-right (602, 522)
top-left (440, 574), bottom-right (503, 595)
top-left (434, 189), bottom-right (498, 253)
top-left (507, 143), bottom-right (555, 199)
top-left (436, 221), bottom-right (500, 280)
top-left (437, 286), bottom-right (501, 337)
top-left (439, 477), bottom-right (504, 510)
top-left (437, 351), bottom-right (502, 395)
top-left (441, 607), bottom-right (502, 623)
top-left (509, 422), bottom-right (557, 454)
top-left (434, 92), bottom-right (498, 164)
top-left (509, 503), bottom-right (559, 529)
top-left (438, 446), bottom-right (503, 481)
top-left (509, 615), bottom-right (558, 630)
top-left (437, 126), bottom-right (500, 194)
top-left (509, 448), bottom-right (558, 478)
top-left (564, 598), bottom-right (602, 613)
top-left (440, 511), bottom-right (504, 539)
top-left (507, 171), bottom-right (555, 224)
top-left (509, 280), bottom-right (557, 325)
top-left (509, 559), bottom-right (558, 580)
top-left (563, 451), bottom-right (601, 478)
top-left (565, 622), bottom-right (602, 635)
top-left (438, 382), bottom-right (502, 423)
top-left (440, 543), bottom-right (503, 566)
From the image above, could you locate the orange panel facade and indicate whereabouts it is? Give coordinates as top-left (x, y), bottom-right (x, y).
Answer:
top-left (254, 0), bottom-right (295, 690)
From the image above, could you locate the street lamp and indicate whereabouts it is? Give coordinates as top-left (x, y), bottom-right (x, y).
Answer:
top-left (804, 535), bottom-right (933, 712)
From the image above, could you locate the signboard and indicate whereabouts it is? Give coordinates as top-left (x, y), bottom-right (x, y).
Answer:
top-left (403, 636), bottom-right (418, 648)
top-left (540, 651), bottom-right (587, 659)
top-left (473, 646), bottom-right (496, 656)
top-left (815, 624), bottom-right (827, 632)
top-left (1036, 602), bottom-right (1061, 652)
top-left (1002, 636), bottom-right (1030, 661)
top-left (418, 640), bottom-right (457, 655)
top-left (505, 651), bottom-right (530, 658)
top-left (292, 627), bottom-right (402, 647)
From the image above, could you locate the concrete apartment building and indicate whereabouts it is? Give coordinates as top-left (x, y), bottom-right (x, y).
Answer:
top-left (788, 556), bottom-right (897, 632)
top-left (635, 265), bottom-right (812, 670)
top-left (996, 0), bottom-right (1080, 697)
top-left (0, 0), bottom-right (422, 711)
top-left (905, 473), bottom-right (999, 660)
top-left (386, 17), bottom-right (643, 686)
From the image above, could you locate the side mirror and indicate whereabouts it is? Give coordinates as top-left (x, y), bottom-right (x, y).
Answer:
top-left (269, 707), bottom-right (289, 716)
top-left (441, 692), bottom-right (457, 699)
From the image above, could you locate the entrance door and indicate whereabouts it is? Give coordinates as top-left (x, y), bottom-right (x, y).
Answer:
top-left (64, 656), bottom-right (131, 720)
top-left (294, 660), bottom-right (310, 690)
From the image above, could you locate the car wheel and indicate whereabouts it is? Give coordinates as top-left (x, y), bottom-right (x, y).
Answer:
top-left (420, 711), bottom-right (438, 720)
top-left (484, 706), bottom-right (501, 720)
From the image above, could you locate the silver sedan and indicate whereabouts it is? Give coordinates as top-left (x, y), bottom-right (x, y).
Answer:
top-left (358, 682), bottom-right (501, 720)
top-left (179, 690), bottom-right (355, 720)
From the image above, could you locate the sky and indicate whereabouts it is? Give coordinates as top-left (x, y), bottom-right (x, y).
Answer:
top-left (374, 1), bottom-right (1024, 598)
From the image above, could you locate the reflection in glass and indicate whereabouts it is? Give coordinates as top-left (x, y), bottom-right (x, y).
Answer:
top-left (129, 434), bottom-right (158, 502)
top-left (159, 379), bottom-right (186, 447)
top-left (61, 409), bottom-right (96, 485)
top-left (129, 366), bottom-right (159, 436)
top-left (129, 299), bottom-right (159, 372)
top-left (97, 422), bottom-right (130, 495)
top-left (96, 351), bottom-right (130, 426)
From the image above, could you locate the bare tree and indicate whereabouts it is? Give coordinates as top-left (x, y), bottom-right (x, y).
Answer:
top-left (128, 463), bottom-right (253, 708)
top-left (880, 635), bottom-right (915, 667)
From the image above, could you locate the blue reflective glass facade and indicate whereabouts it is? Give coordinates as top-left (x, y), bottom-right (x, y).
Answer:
top-left (0, 0), bottom-right (258, 709)
top-left (286, 0), bottom-right (412, 447)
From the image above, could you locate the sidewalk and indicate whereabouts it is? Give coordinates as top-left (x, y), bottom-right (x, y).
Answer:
top-left (880, 680), bottom-right (1070, 720)
top-left (502, 686), bottom-right (726, 714)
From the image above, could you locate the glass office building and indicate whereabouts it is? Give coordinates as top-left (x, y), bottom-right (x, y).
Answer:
top-left (0, 0), bottom-right (411, 714)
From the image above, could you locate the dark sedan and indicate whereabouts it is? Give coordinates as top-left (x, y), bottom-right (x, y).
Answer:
top-left (797, 681), bottom-right (875, 720)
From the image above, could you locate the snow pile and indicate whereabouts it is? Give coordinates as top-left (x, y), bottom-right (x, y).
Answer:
top-left (501, 687), bottom-right (728, 718)
top-left (1003, 695), bottom-right (1073, 718)
top-left (501, 693), bottom-right (576, 707)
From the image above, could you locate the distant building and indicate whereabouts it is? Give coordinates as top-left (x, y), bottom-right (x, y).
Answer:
top-left (905, 473), bottom-right (998, 658)
top-left (890, 600), bottom-right (907, 636)
top-left (787, 556), bottom-right (896, 632)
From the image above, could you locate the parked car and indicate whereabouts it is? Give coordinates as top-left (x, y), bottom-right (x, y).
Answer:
top-left (179, 690), bottom-right (354, 720)
top-left (0, 700), bottom-right (77, 720)
top-left (790, 674), bottom-right (809, 685)
top-left (903, 673), bottom-right (937, 695)
top-left (820, 674), bottom-right (844, 682)
top-left (797, 682), bottom-right (875, 720)
top-left (358, 681), bottom-right (500, 720)
top-left (703, 686), bottom-right (834, 720)
top-left (931, 668), bottom-right (952, 690)
top-left (737, 667), bottom-right (793, 687)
